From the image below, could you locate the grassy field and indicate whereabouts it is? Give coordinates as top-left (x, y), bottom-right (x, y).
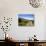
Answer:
top-left (18, 18), bottom-right (34, 26)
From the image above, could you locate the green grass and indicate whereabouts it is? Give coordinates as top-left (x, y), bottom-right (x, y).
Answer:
top-left (18, 18), bottom-right (34, 26)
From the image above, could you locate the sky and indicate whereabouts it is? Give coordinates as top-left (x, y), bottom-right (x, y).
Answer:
top-left (18, 14), bottom-right (34, 20)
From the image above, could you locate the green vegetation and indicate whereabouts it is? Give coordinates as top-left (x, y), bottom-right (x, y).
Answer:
top-left (18, 18), bottom-right (34, 26)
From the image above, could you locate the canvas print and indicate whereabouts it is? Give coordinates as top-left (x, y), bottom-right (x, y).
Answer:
top-left (18, 14), bottom-right (35, 26)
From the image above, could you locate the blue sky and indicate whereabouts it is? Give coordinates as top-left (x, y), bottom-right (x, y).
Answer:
top-left (18, 14), bottom-right (34, 20)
